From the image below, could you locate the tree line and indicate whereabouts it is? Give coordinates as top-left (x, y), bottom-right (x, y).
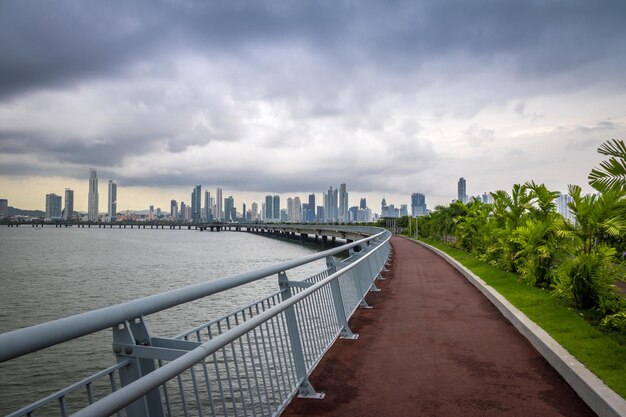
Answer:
top-left (416, 139), bottom-right (626, 333)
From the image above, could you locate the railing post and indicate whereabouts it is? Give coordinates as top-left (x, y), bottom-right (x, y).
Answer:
top-left (326, 256), bottom-right (358, 340)
top-left (112, 317), bottom-right (165, 417)
top-left (277, 271), bottom-right (325, 399)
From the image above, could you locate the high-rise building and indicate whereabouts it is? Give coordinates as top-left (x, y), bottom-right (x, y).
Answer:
top-left (204, 191), bottom-right (211, 221)
top-left (458, 177), bottom-right (467, 204)
top-left (265, 195), bottom-right (273, 221)
top-left (149, 205), bottom-right (155, 221)
top-left (273, 195), bottom-right (280, 220)
top-left (171, 200), bottom-right (178, 219)
top-left (293, 197), bottom-right (302, 222)
top-left (324, 186), bottom-right (338, 222)
top-left (557, 193), bottom-right (575, 223)
top-left (349, 206), bottom-right (358, 222)
top-left (88, 168), bottom-right (98, 221)
top-left (216, 188), bottom-right (223, 221)
top-left (411, 193), bottom-right (427, 216)
top-left (400, 204), bottom-right (408, 217)
top-left (191, 185), bottom-right (201, 223)
top-left (287, 197), bottom-right (294, 222)
top-left (316, 206), bottom-right (324, 223)
top-left (108, 180), bottom-right (117, 222)
top-left (64, 188), bottom-right (74, 220)
top-left (481, 192), bottom-right (494, 205)
top-left (224, 196), bottom-right (235, 222)
top-left (45, 193), bottom-right (62, 220)
top-left (339, 183), bottom-right (348, 222)
top-left (308, 194), bottom-right (316, 222)
top-left (359, 198), bottom-right (367, 210)
top-left (251, 202), bottom-right (258, 220)
top-left (0, 198), bottom-right (8, 219)
top-left (180, 202), bottom-right (187, 221)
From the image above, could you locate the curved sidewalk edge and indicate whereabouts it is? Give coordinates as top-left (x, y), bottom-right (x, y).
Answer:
top-left (411, 238), bottom-right (626, 417)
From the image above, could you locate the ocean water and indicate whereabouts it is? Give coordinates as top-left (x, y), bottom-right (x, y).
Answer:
top-left (0, 226), bottom-right (326, 415)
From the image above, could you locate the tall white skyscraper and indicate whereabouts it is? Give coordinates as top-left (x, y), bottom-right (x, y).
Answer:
top-left (107, 180), bottom-right (117, 222)
top-left (88, 168), bottom-right (99, 221)
top-left (216, 188), bottom-right (223, 221)
top-left (339, 183), bottom-right (348, 222)
top-left (287, 197), bottom-right (294, 222)
top-left (294, 196), bottom-right (302, 222)
top-left (64, 188), bottom-right (74, 220)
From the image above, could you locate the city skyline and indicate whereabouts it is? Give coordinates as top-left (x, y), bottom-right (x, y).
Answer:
top-left (1, 2), bottom-right (624, 211)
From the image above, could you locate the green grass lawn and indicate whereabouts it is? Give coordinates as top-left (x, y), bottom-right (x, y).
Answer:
top-left (419, 237), bottom-right (626, 399)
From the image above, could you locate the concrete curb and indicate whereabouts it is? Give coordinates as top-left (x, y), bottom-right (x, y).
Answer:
top-left (410, 238), bottom-right (626, 417)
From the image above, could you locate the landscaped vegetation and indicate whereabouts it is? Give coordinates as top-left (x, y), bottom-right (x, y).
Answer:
top-left (401, 139), bottom-right (626, 396)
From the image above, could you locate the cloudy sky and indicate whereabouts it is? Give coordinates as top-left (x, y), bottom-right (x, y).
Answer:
top-left (1, 1), bottom-right (625, 212)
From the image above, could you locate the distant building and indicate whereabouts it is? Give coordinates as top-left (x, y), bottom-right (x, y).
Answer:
top-left (293, 197), bottom-right (302, 222)
top-left (265, 195), bottom-right (273, 221)
top-left (400, 204), bottom-right (408, 217)
top-left (359, 198), bottom-right (367, 210)
top-left (0, 198), bottom-right (7, 219)
top-left (339, 183), bottom-right (348, 222)
top-left (224, 196), bottom-right (235, 221)
top-left (349, 206), bottom-right (358, 222)
top-left (411, 193), bottom-right (427, 216)
top-left (557, 193), bottom-right (575, 223)
top-left (45, 193), bottom-right (62, 220)
top-left (280, 209), bottom-right (288, 222)
top-left (204, 191), bottom-right (211, 221)
top-left (273, 195), bottom-right (280, 220)
top-left (149, 205), bottom-right (155, 221)
top-left (191, 185), bottom-right (201, 223)
top-left (308, 194), bottom-right (316, 222)
top-left (108, 180), bottom-right (117, 222)
top-left (251, 202), bottom-right (259, 220)
top-left (216, 188), bottom-right (223, 221)
top-left (180, 202), bottom-right (187, 221)
top-left (64, 189), bottom-right (74, 220)
top-left (481, 192), bottom-right (494, 204)
top-left (458, 177), bottom-right (468, 204)
top-left (88, 168), bottom-right (99, 221)
top-left (171, 200), bottom-right (178, 219)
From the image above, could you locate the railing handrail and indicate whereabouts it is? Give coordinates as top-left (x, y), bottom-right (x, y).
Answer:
top-left (0, 228), bottom-right (386, 363)
top-left (70, 230), bottom-right (392, 417)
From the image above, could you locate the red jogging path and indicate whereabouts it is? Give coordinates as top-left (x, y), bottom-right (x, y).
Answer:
top-left (282, 236), bottom-right (596, 417)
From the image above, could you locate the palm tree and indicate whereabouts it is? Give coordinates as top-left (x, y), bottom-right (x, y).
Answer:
top-left (554, 185), bottom-right (626, 309)
top-left (588, 139), bottom-right (626, 193)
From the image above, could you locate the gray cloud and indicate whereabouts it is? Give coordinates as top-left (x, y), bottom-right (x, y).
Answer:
top-left (1, 0), bottom-right (626, 206)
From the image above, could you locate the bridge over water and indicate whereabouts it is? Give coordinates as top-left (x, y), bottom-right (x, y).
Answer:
top-left (0, 226), bottom-right (624, 416)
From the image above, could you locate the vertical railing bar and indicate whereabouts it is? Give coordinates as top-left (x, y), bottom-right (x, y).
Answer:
top-left (302, 289), bottom-right (323, 363)
top-left (59, 396), bottom-right (68, 417)
top-left (234, 312), bottom-right (257, 417)
top-left (158, 359), bottom-right (173, 417)
top-left (267, 302), bottom-right (290, 399)
top-left (86, 382), bottom-right (95, 405)
top-left (263, 298), bottom-right (286, 401)
top-left (319, 284), bottom-right (336, 342)
top-left (279, 309), bottom-right (297, 386)
top-left (225, 315), bottom-right (247, 417)
top-left (249, 306), bottom-right (271, 416)
top-left (254, 303), bottom-right (279, 409)
top-left (216, 321), bottom-right (238, 417)
top-left (305, 286), bottom-right (324, 356)
top-left (109, 371), bottom-right (124, 417)
top-left (294, 301), bottom-right (313, 367)
top-left (189, 365), bottom-right (205, 417)
top-left (208, 325), bottom-right (228, 417)
top-left (176, 373), bottom-right (190, 417)
top-left (197, 330), bottom-right (217, 417)
top-left (243, 308), bottom-right (265, 417)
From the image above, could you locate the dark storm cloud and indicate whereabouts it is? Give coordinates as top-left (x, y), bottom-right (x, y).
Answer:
top-left (2, 0), bottom-right (625, 99)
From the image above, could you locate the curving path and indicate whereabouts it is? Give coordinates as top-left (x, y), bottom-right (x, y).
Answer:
top-left (281, 236), bottom-right (596, 417)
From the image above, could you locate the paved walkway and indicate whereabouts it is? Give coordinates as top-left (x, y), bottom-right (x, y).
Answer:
top-left (282, 236), bottom-right (596, 417)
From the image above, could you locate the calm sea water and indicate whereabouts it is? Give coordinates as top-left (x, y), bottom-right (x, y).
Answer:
top-left (0, 226), bottom-right (325, 416)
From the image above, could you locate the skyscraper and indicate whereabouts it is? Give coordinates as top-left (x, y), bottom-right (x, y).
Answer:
top-left (204, 191), bottom-right (211, 221)
top-left (64, 188), bottom-right (74, 220)
top-left (359, 198), bottom-right (367, 210)
top-left (287, 197), bottom-right (294, 222)
top-left (458, 177), bottom-right (467, 204)
top-left (45, 193), bottom-right (62, 220)
top-left (324, 186), bottom-right (338, 222)
top-left (108, 180), bottom-right (117, 222)
top-left (265, 195), bottom-right (273, 220)
top-left (293, 197), bottom-right (301, 222)
top-left (88, 168), bottom-right (98, 221)
top-left (224, 196), bottom-right (235, 221)
top-left (191, 185), bottom-right (201, 223)
top-left (339, 183), bottom-right (348, 222)
top-left (411, 193), bottom-right (427, 216)
top-left (180, 202), bottom-right (187, 221)
top-left (251, 202), bottom-right (258, 220)
top-left (308, 193), bottom-right (316, 222)
top-left (171, 200), bottom-right (178, 219)
top-left (216, 188), bottom-right (223, 221)
top-left (0, 199), bottom-right (7, 219)
top-left (273, 195), bottom-right (280, 220)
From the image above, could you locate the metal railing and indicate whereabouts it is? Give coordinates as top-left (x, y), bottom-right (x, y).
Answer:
top-left (0, 228), bottom-right (392, 417)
